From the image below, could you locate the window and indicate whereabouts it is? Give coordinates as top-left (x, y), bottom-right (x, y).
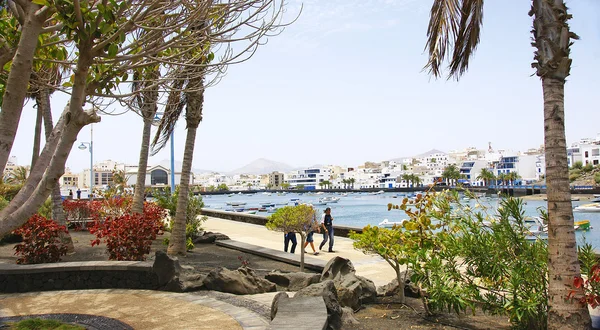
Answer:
top-left (594, 160), bottom-right (599, 165)
top-left (593, 149), bottom-right (600, 156)
top-left (585, 151), bottom-right (589, 158)
top-left (151, 169), bottom-right (168, 185)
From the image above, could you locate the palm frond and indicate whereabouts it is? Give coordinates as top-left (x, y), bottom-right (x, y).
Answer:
top-left (424, 0), bottom-right (461, 78)
top-left (150, 78), bottom-right (187, 156)
top-left (449, 0), bottom-right (484, 78)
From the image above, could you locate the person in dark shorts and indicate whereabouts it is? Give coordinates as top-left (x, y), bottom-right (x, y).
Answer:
top-left (319, 207), bottom-right (335, 252)
top-left (303, 230), bottom-right (319, 255)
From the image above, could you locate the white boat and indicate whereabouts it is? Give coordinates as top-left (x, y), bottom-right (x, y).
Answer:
top-left (371, 190), bottom-right (385, 195)
top-left (525, 216), bottom-right (548, 241)
top-left (319, 196), bottom-right (340, 203)
top-left (226, 201), bottom-right (247, 206)
top-left (313, 202), bottom-right (328, 206)
top-left (574, 203), bottom-right (600, 213)
top-left (378, 219), bottom-right (403, 228)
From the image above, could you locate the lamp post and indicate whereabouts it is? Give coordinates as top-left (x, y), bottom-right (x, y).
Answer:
top-left (78, 124), bottom-right (94, 201)
top-left (153, 113), bottom-right (176, 195)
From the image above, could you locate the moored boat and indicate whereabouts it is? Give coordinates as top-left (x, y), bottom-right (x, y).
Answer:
top-left (574, 203), bottom-right (600, 213)
top-left (574, 220), bottom-right (591, 231)
top-left (378, 219), bottom-right (403, 228)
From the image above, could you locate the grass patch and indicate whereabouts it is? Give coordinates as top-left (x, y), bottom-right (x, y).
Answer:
top-left (9, 318), bottom-right (85, 330)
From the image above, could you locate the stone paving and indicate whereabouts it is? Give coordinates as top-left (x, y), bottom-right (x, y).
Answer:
top-left (0, 289), bottom-right (269, 330)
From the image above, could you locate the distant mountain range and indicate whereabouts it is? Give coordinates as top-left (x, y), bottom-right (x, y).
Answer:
top-left (226, 158), bottom-right (295, 175)
top-left (157, 159), bottom-right (214, 174)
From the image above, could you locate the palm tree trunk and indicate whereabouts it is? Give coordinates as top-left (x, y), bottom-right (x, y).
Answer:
top-left (39, 88), bottom-right (73, 252)
top-left (132, 118), bottom-right (153, 214)
top-left (543, 77), bottom-right (590, 329)
top-left (30, 95), bottom-right (43, 168)
top-left (167, 84), bottom-right (204, 256)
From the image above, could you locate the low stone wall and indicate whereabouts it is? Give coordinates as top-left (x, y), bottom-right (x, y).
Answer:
top-left (0, 261), bottom-right (158, 293)
top-left (201, 209), bottom-right (364, 237)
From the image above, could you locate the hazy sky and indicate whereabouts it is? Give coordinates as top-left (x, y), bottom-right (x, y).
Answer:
top-left (9, 0), bottom-right (600, 173)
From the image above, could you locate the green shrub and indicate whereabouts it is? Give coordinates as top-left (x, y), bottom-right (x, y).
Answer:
top-left (569, 172), bottom-right (581, 182)
top-left (583, 163), bottom-right (595, 173)
top-left (153, 187), bottom-right (206, 242)
top-left (595, 173), bottom-right (600, 185)
top-left (37, 198), bottom-right (53, 219)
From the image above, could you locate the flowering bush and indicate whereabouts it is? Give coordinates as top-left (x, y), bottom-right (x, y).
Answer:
top-left (89, 202), bottom-right (166, 261)
top-left (13, 215), bottom-right (69, 264)
top-left (63, 199), bottom-right (101, 222)
top-left (571, 243), bottom-right (600, 308)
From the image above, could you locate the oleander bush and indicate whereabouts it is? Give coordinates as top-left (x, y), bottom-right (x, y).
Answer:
top-left (13, 214), bottom-right (69, 264)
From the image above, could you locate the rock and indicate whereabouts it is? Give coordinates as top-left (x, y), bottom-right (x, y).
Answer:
top-left (265, 271), bottom-right (321, 291)
top-left (203, 267), bottom-right (276, 295)
top-left (341, 307), bottom-right (359, 325)
top-left (193, 234), bottom-right (216, 244)
top-left (203, 231), bottom-right (230, 241)
top-left (320, 257), bottom-right (377, 310)
top-left (180, 273), bottom-right (207, 292)
top-left (295, 280), bottom-right (342, 330)
top-left (376, 271), bottom-right (420, 298)
top-left (152, 250), bottom-right (182, 287)
top-left (270, 292), bottom-right (290, 320)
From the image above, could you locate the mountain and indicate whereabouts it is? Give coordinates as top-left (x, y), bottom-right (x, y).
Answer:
top-left (157, 159), bottom-right (214, 174)
top-left (227, 158), bottom-right (294, 175)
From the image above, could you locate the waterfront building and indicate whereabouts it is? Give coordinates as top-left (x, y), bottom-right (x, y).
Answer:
top-left (59, 168), bottom-right (79, 188)
top-left (285, 167), bottom-right (332, 190)
top-left (567, 143), bottom-right (600, 167)
top-left (268, 171), bottom-right (284, 188)
top-left (413, 149), bottom-right (449, 173)
top-left (458, 160), bottom-right (489, 186)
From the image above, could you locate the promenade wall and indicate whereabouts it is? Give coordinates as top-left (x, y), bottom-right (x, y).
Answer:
top-left (0, 261), bottom-right (158, 293)
top-left (200, 209), bottom-right (363, 237)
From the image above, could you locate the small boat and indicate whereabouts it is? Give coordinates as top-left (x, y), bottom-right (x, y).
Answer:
top-left (245, 210), bottom-right (257, 215)
top-left (591, 197), bottom-right (600, 203)
top-left (378, 219), bottom-right (403, 228)
top-left (226, 201), bottom-right (247, 206)
top-left (313, 202), bottom-right (328, 206)
top-left (260, 202), bottom-right (275, 207)
top-left (290, 198), bottom-right (300, 201)
top-left (319, 196), bottom-right (340, 203)
top-left (525, 216), bottom-right (548, 241)
top-left (574, 220), bottom-right (591, 231)
top-left (574, 203), bottom-right (600, 213)
top-left (371, 190), bottom-right (385, 195)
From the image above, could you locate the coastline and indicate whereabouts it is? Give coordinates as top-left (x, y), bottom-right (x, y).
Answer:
top-left (520, 194), bottom-right (597, 201)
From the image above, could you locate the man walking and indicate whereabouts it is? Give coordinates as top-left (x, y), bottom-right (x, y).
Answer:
top-left (319, 207), bottom-right (335, 252)
top-left (284, 232), bottom-right (297, 254)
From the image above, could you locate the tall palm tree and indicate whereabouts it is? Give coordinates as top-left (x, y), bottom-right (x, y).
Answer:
top-left (476, 168), bottom-right (495, 187)
top-left (425, 1), bottom-right (587, 327)
top-left (442, 164), bottom-right (460, 186)
top-left (402, 174), bottom-right (412, 188)
top-left (349, 178), bottom-right (356, 189)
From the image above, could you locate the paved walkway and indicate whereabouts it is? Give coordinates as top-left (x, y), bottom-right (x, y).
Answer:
top-left (204, 217), bottom-right (397, 287)
top-left (0, 289), bottom-right (270, 330)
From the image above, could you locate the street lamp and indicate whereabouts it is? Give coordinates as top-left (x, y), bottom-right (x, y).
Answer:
top-left (153, 113), bottom-right (176, 194)
top-left (78, 124), bottom-right (94, 201)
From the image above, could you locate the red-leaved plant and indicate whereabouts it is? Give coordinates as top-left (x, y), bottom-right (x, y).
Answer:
top-left (13, 214), bottom-right (69, 264)
top-left (571, 264), bottom-right (600, 308)
top-left (89, 202), bottom-right (166, 261)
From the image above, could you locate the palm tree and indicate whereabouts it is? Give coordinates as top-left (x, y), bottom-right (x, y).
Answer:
top-left (318, 182), bottom-right (325, 190)
top-left (402, 174), bottom-right (412, 188)
top-left (425, 1), bottom-right (586, 327)
top-left (349, 178), bottom-right (356, 189)
top-left (322, 180), bottom-right (331, 189)
top-left (296, 184), bottom-right (305, 191)
top-left (411, 174), bottom-right (422, 188)
top-left (476, 168), bottom-right (495, 187)
top-left (442, 164), bottom-right (460, 186)
top-left (4, 166), bottom-right (28, 185)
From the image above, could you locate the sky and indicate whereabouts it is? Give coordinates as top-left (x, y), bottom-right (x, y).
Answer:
top-left (9, 0), bottom-right (600, 173)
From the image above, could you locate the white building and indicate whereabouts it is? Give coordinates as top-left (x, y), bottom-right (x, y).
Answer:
top-left (285, 167), bottom-right (332, 190)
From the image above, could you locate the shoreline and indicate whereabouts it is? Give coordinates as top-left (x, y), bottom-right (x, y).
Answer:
top-left (520, 194), bottom-right (597, 201)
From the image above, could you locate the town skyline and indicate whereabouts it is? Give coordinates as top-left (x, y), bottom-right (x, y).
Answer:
top-left (7, 0), bottom-right (600, 175)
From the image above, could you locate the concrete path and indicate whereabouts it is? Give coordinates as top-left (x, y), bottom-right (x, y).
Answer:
top-left (204, 217), bottom-right (397, 287)
top-left (0, 289), bottom-right (269, 330)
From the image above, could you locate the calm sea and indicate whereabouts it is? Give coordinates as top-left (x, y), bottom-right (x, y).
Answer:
top-left (202, 192), bottom-right (600, 248)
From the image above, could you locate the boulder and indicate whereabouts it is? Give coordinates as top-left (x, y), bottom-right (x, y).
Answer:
top-left (203, 267), bottom-right (276, 295)
top-left (180, 273), bottom-right (207, 292)
top-left (341, 307), bottom-right (359, 325)
top-left (320, 257), bottom-right (377, 310)
top-left (270, 292), bottom-right (290, 320)
top-left (295, 280), bottom-right (342, 330)
top-left (152, 250), bottom-right (182, 287)
top-left (265, 271), bottom-right (321, 291)
top-left (376, 271), bottom-right (420, 298)
top-left (192, 234), bottom-right (216, 244)
top-left (203, 231), bottom-right (230, 241)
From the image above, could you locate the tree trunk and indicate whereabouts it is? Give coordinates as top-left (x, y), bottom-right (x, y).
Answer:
top-left (529, 0), bottom-right (590, 328)
top-left (167, 124), bottom-right (198, 256)
top-left (30, 95), bottom-right (43, 168)
top-left (543, 77), bottom-right (590, 329)
top-left (0, 4), bottom-right (46, 175)
top-left (39, 88), bottom-right (73, 252)
top-left (0, 48), bottom-right (99, 236)
top-left (132, 118), bottom-right (153, 214)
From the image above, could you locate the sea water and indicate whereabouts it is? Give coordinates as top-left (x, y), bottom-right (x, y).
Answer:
top-left (202, 192), bottom-right (600, 248)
